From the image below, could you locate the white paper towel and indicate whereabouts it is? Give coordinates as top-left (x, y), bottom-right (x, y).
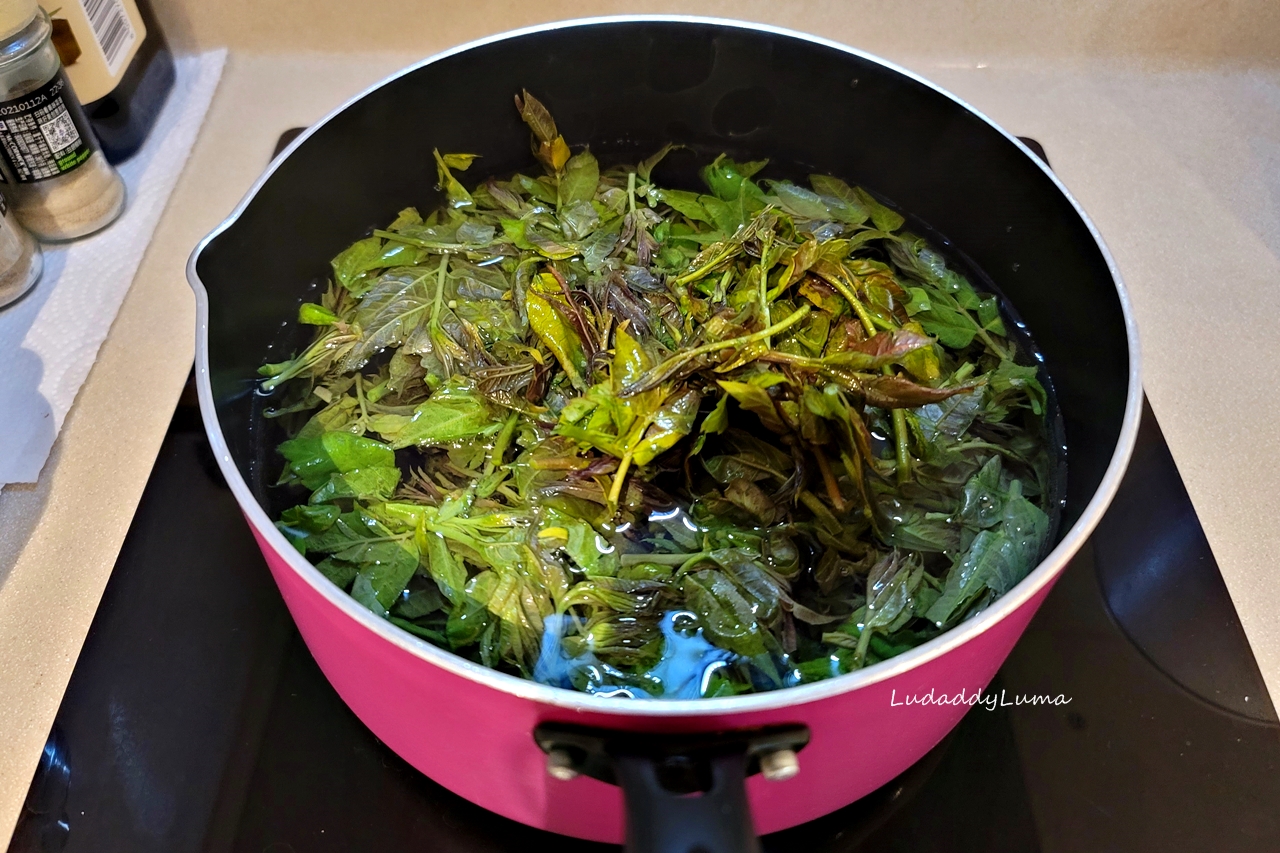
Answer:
top-left (0, 50), bottom-right (226, 486)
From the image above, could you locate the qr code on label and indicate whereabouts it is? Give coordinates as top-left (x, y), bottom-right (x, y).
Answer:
top-left (39, 107), bottom-right (80, 155)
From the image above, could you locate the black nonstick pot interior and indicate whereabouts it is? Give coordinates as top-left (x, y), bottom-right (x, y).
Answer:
top-left (195, 18), bottom-right (1130, 542)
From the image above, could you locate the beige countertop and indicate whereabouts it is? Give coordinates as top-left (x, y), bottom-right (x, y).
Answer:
top-left (1, 1), bottom-right (1278, 845)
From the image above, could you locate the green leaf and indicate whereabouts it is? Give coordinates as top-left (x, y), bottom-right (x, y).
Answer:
top-left (441, 152), bottom-right (480, 171)
top-left (277, 503), bottom-right (341, 552)
top-left (580, 219), bottom-right (620, 270)
top-left (308, 466), bottom-right (401, 504)
top-left (701, 393), bottom-right (730, 435)
top-left (316, 557), bottom-right (359, 589)
top-left (279, 432), bottom-right (395, 489)
top-left (653, 188), bottom-right (713, 223)
top-left (808, 174), bottom-right (871, 225)
top-left (280, 504), bottom-right (339, 534)
top-left (904, 286), bottom-right (931, 315)
top-left (511, 173), bottom-right (558, 204)
top-left (633, 389), bottom-right (701, 464)
top-left (559, 149), bottom-right (599, 207)
top-left (924, 530), bottom-right (1002, 625)
top-left (456, 220), bottom-right (497, 245)
top-left (613, 325), bottom-right (652, 389)
top-left (353, 536), bottom-right (419, 613)
top-left (637, 143), bottom-right (676, 182)
top-left (925, 482), bottom-right (1048, 625)
top-left (998, 481), bottom-right (1050, 589)
top-left (350, 572), bottom-right (384, 613)
top-left (988, 359), bottom-right (1047, 416)
top-left (887, 513), bottom-right (961, 553)
top-left (914, 298), bottom-right (977, 349)
top-left (699, 194), bottom-right (745, 235)
top-left (388, 207), bottom-right (423, 231)
top-left (340, 267), bottom-right (436, 370)
top-left (681, 569), bottom-right (766, 657)
top-left (446, 594), bottom-right (492, 648)
top-left (368, 379), bottom-right (495, 449)
top-left (525, 226), bottom-right (578, 260)
top-left (558, 199), bottom-right (599, 240)
top-left (863, 555), bottom-right (916, 632)
top-left (959, 456), bottom-right (1005, 529)
top-left (331, 236), bottom-right (385, 293)
top-left (701, 155), bottom-right (767, 203)
top-left (770, 181), bottom-right (831, 220)
top-left (433, 149), bottom-right (474, 209)
top-left (299, 510), bottom-right (420, 613)
top-left (526, 288), bottom-right (588, 389)
top-left (563, 521), bottom-right (618, 576)
top-left (417, 528), bottom-right (468, 606)
top-left (853, 187), bottom-right (905, 232)
top-left (977, 296), bottom-right (1006, 335)
top-left (500, 218), bottom-right (537, 250)
top-left (914, 390), bottom-right (982, 444)
top-left (298, 303), bottom-right (338, 325)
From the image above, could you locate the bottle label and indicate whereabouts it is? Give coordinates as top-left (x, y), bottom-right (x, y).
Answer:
top-left (41, 0), bottom-right (146, 104)
top-left (0, 73), bottom-right (95, 183)
top-left (79, 0), bottom-right (138, 75)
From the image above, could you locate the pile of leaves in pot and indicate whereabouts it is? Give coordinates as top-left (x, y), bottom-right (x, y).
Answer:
top-left (261, 91), bottom-right (1058, 699)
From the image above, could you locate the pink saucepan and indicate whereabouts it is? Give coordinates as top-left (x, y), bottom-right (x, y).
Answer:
top-left (189, 16), bottom-right (1140, 853)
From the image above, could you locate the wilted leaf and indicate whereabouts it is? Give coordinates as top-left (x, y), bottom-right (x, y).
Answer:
top-left (279, 431), bottom-right (395, 489)
top-left (369, 380), bottom-right (496, 449)
top-left (527, 289), bottom-right (588, 389)
top-left (862, 375), bottom-right (973, 409)
top-left (559, 150), bottom-right (599, 207)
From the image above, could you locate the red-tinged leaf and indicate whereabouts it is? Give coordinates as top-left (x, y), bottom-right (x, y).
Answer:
top-left (825, 329), bottom-right (932, 369)
top-left (862, 375), bottom-right (975, 409)
top-left (514, 90), bottom-right (558, 143)
top-left (799, 276), bottom-right (845, 316)
top-left (724, 477), bottom-right (778, 524)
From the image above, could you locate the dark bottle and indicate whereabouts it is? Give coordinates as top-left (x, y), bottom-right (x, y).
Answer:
top-left (42, 0), bottom-right (174, 163)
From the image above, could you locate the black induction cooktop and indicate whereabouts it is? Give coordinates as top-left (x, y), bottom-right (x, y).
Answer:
top-left (8, 135), bottom-right (1279, 853)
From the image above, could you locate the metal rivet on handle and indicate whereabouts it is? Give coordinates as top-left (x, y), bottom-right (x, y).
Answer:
top-left (759, 748), bottom-right (800, 782)
top-left (545, 748), bottom-right (579, 781)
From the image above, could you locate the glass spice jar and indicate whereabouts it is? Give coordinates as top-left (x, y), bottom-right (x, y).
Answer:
top-left (0, 0), bottom-right (124, 241)
top-left (0, 185), bottom-right (42, 309)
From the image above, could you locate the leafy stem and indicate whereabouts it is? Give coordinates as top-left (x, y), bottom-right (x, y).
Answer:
top-left (758, 231), bottom-right (773, 346)
top-left (430, 254), bottom-right (448, 330)
top-left (373, 230), bottom-right (466, 252)
top-left (621, 305), bottom-right (811, 396)
top-left (892, 408), bottom-right (911, 484)
top-left (670, 242), bottom-right (740, 287)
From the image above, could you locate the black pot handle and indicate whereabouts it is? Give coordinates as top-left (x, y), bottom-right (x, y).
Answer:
top-left (534, 722), bottom-right (810, 853)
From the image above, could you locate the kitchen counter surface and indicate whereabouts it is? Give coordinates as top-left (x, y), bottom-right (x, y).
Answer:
top-left (1, 12), bottom-right (1277, 844)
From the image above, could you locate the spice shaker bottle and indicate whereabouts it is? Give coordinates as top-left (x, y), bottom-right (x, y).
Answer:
top-left (0, 184), bottom-right (40, 308)
top-left (42, 0), bottom-right (175, 163)
top-left (0, 0), bottom-right (124, 241)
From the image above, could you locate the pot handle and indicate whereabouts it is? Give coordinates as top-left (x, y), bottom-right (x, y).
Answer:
top-left (534, 722), bottom-right (809, 853)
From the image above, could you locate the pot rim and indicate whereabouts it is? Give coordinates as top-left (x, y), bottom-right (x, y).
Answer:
top-left (186, 14), bottom-right (1143, 717)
